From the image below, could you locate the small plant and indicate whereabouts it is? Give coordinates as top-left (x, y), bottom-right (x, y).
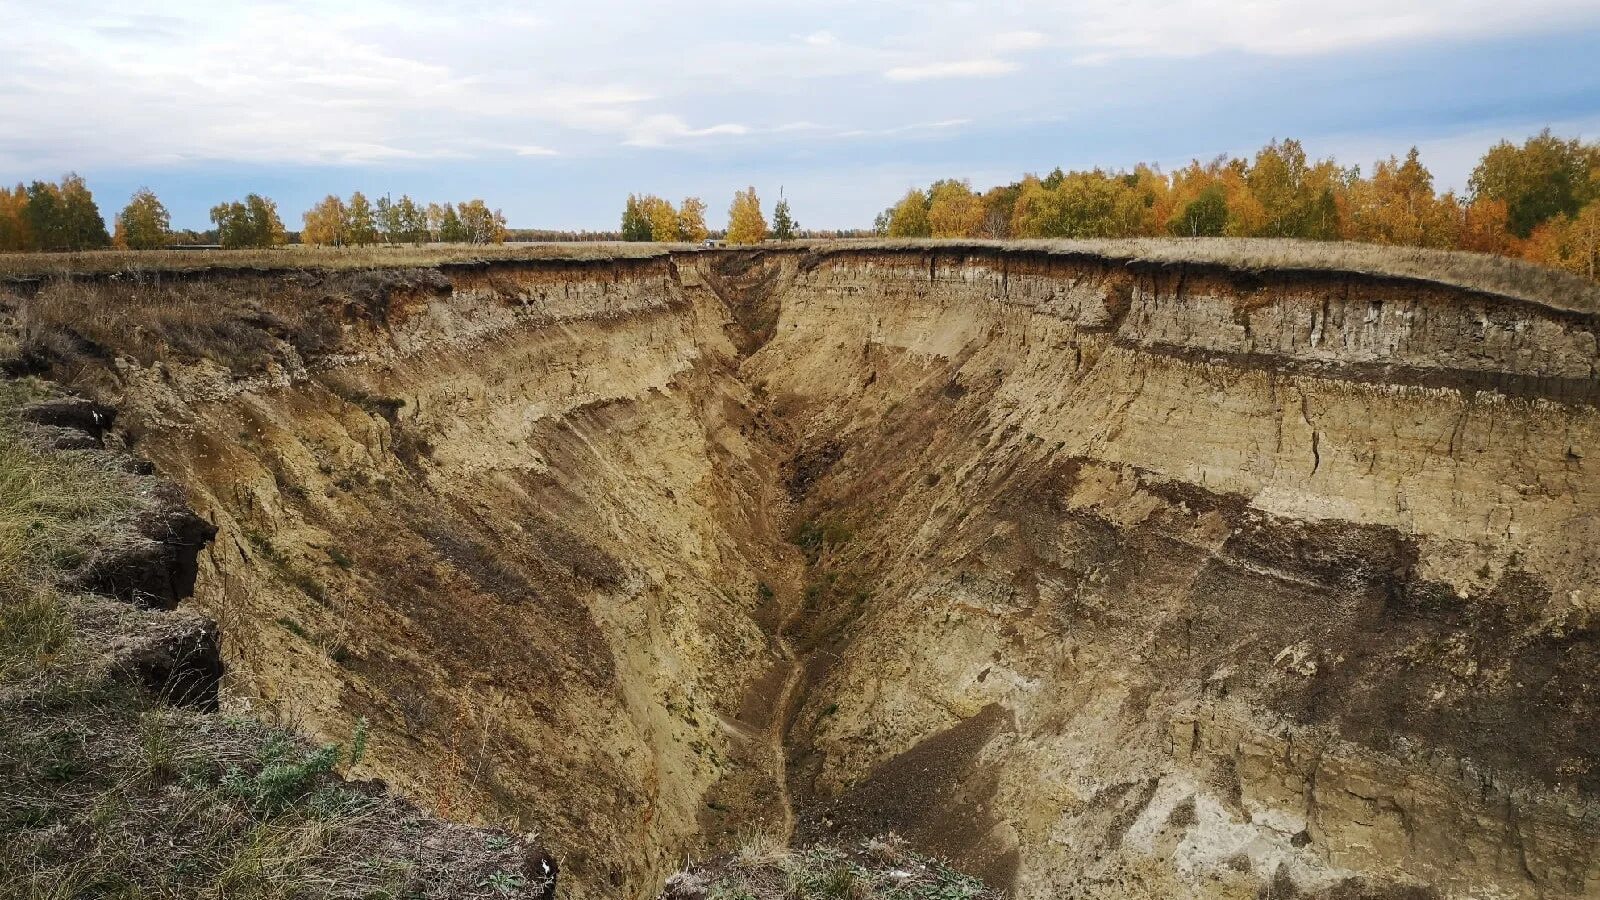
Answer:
top-left (734, 829), bottom-right (790, 869)
top-left (478, 870), bottom-right (525, 895)
top-left (224, 734), bottom-right (341, 812)
top-left (139, 710), bottom-right (180, 784)
top-left (276, 616), bottom-right (311, 640)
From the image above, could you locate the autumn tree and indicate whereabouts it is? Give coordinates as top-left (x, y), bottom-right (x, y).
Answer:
top-left (1566, 201), bottom-right (1600, 281)
top-left (1244, 140), bottom-right (1341, 240)
top-left (211, 194), bottom-right (285, 249)
top-left (1525, 200), bottom-right (1600, 281)
top-left (457, 200), bottom-right (507, 244)
top-left (726, 187), bottom-right (767, 244)
top-left (1168, 184), bottom-right (1229, 236)
top-left (677, 197), bottom-right (709, 242)
top-left (301, 194), bottom-right (347, 246)
top-left (980, 185), bottom-right (1022, 238)
top-left (1470, 129), bottom-right (1600, 237)
top-left (345, 192), bottom-right (379, 246)
top-left (886, 189), bottom-right (930, 237)
top-left (1010, 170), bottom-right (1145, 239)
top-left (1345, 148), bottom-right (1457, 247)
top-left (771, 197), bottom-right (798, 241)
top-left (621, 195), bottom-right (651, 241)
top-left (375, 195), bottom-right (400, 243)
top-left (396, 196), bottom-right (428, 244)
top-left (1456, 198), bottom-right (1513, 255)
top-left (436, 203), bottom-right (467, 242)
top-left (115, 187), bottom-right (170, 250)
top-left (0, 185), bottom-right (32, 251)
top-left (23, 174), bottom-right (110, 251)
top-left (25, 182), bottom-right (66, 250)
top-left (637, 195), bottom-right (678, 242)
top-left (927, 180), bottom-right (983, 237)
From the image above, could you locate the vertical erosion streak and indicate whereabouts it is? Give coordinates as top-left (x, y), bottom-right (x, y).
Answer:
top-left (686, 248), bottom-right (808, 842)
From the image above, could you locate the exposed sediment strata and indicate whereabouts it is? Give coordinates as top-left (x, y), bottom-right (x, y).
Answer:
top-left (5, 243), bottom-right (1597, 900)
top-left (750, 248), bottom-right (1600, 899)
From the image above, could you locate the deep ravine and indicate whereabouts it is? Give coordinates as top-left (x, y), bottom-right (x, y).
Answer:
top-left (4, 243), bottom-right (1596, 900)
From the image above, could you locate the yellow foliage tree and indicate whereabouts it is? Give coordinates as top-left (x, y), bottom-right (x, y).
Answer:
top-left (726, 187), bottom-right (767, 244)
top-left (1526, 201), bottom-right (1600, 280)
top-left (457, 200), bottom-right (508, 244)
top-left (887, 189), bottom-right (930, 237)
top-left (345, 192), bottom-right (379, 246)
top-left (639, 195), bottom-right (678, 242)
top-left (301, 195), bottom-right (347, 246)
top-left (115, 187), bottom-right (170, 250)
top-left (0, 184), bottom-right (32, 251)
top-left (927, 180), bottom-right (984, 237)
top-left (677, 197), bottom-right (709, 242)
top-left (1345, 148), bottom-right (1456, 247)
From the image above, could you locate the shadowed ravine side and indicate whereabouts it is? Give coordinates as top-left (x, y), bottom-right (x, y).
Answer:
top-left (3, 242), bottom-right (1596, 899)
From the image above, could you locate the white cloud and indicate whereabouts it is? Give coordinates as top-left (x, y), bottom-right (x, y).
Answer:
top-left (1, 0), bottom-right (1597, 172)
top-left (623, 115), bottom-right (751, 148)
top-left (884, 59), bottom-right (1019, 81)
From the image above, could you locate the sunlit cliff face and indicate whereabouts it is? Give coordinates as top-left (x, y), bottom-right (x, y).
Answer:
top-left (17, 245), bottom-right (1598, 899)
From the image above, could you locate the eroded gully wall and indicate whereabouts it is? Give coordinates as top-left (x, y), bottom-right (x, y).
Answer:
top-left (64, 257), bottom-right (804, 900)
top-left (743, 248), bottom-right (1600, 900)
top-left (39, 247), bottom-right (1600, 900)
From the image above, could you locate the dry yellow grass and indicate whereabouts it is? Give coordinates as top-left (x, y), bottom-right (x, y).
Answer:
top-left (2, 237), bottom-right (1595, 312)
top-left (0, 241), bottom-right (677, 277)
top-left (834, 238), bottom-right (1600, 314)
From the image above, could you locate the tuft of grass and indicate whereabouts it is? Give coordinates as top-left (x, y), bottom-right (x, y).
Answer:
top-left (275, 616), bottom-right (311, 640)
top-left (734, 829), bottom-right (791, 870)
top-left (0, 594), bottom-right (73, 680)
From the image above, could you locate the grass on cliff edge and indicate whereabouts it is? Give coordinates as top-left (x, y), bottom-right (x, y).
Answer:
top-left (0, 384), bottom-right (551, 899)
top-left (0, 241), bottom-right (676, 277)
top-left (1, 237), bottom-right (1596, 312)
top-left (0, 380), bottom-right (137, 682)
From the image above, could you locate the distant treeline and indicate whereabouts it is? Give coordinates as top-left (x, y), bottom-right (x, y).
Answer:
top-left (6, 130), bottom-right (1593, 279)
top-left (876, 130), bottom-right (1600, 281)
top-left (619, 188), bottom-right (804, 244)
top-left (0, 185), bottom-right (512, 251)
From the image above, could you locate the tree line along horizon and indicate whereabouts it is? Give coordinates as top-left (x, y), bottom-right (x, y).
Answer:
top-left (0, 129), bottom-right (1594, 281)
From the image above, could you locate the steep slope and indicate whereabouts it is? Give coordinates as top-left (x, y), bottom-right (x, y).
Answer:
top-left (744, 247), bottom-right (1600, 899)
top-left (3, 242), bottom-right (1596, 900)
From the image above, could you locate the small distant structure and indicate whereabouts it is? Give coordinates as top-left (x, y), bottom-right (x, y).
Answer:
top-left (165, 244), bottom-right (223, 251)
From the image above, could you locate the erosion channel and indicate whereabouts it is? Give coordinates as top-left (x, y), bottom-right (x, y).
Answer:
top-left (8, 243), bottom-right (1599, 899)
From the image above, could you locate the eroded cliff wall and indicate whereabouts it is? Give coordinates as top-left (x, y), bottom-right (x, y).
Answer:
top-left (8, 244), bottom-right (1596, 900)
top-left (12, 257), bottom-right (805, 899)
top-left (745, 248), bottom-right (1600, 899)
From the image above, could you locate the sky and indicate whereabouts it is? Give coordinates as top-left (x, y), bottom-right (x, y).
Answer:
top-left (4, 0), bottom-right (1600, 231)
